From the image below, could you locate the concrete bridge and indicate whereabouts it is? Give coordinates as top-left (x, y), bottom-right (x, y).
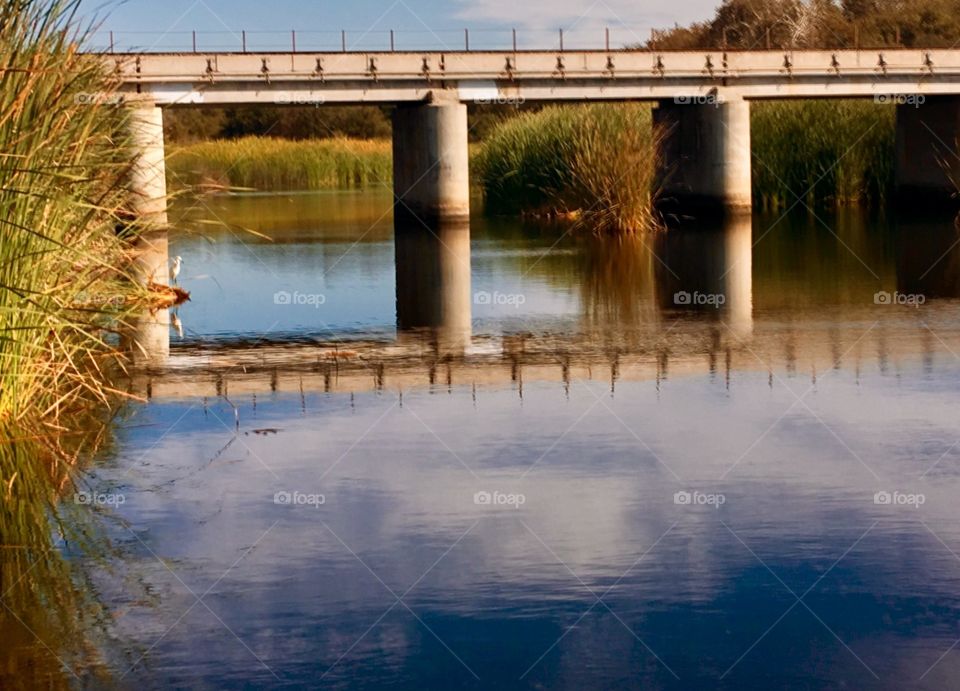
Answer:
top-left (116, 48), bottom-right (960, 282)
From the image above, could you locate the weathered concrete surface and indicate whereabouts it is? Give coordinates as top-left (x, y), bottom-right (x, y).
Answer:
top-left (895, 96), bottom-right (960, 207)
top-left (108, 50), bottom-right (960, 105)
top-left (392, 92), bottom-right (470, 221)
top-left (128, 104), bottom-right (169, 284)
top-left (654, 98), bottom-right (752, 214)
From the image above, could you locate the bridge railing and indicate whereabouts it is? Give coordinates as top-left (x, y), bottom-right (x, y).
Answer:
top-left (88, 27), bottom-right (941, 55)
top-left (88, 28), bottom-right (630, 54)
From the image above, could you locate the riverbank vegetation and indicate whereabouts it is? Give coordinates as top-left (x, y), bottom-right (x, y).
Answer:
top-left (0, 0), bottom-right (143, 684)
top-left (751, 100), bottom-right (895, 208)
top-left (167, 136), bottom-right (392, 191)
top-left (472, 99), bottom-right (896, 228)
top-left (473, 104), bottom-right (664, 233)
top-left (0, 0), bottom-right (141, 426)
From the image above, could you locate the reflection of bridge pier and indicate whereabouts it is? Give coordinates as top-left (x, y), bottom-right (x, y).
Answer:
top-left (654, 214), bottom-right (754, 339)
top-left (121, 308), bottom-right (170, 368)
top-left (394, 219), bottom-right (472, 353)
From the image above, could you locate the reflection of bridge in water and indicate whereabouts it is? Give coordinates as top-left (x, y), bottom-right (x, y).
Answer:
top-left (123, 213), bottom-right (960, 400)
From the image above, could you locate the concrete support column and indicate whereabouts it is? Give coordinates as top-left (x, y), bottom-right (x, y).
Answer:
top-left (128, 103), bottom-right (169, 285)
top-left (895, 96), bottom-right (960, 208)
top-left (654, 97), bottom-right (752, 217)
top-left (392, 92), bottom-right (470, 222)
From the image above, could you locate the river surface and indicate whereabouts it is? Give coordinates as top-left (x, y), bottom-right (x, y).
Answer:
top-left (11, 190), bottom-right (960, 689)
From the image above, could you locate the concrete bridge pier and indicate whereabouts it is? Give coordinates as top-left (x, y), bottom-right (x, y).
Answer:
top-left (895, 96), bottom-right (960, 208)
top-left (128, 103), bottom-right (169, 285)
top-left (654, 97), bottom-right (752, 217)
top-left (392, 92), bottom-right (470, 222)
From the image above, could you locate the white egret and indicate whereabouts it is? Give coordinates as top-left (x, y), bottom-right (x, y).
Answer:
top-left (170, 255), bottom-right (182, 284)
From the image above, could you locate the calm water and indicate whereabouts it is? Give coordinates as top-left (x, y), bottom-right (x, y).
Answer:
top-left (11, 191), bottom-right (960, 688)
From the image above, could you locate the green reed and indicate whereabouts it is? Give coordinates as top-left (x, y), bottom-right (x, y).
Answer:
top-left (473, 104), bottom-right (665, 233)
top-left (0, 0), bottom-right (146, 425)
top-left (167, 136), bottom-right (393, 191)
top-left (751, 100), bottom-right (896, 209)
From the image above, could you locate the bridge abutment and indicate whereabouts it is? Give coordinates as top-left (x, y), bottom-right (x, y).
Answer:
top-left (392, 93), bottom-right (470, 222)
top-left (654, 97), bottom-right (752, 217)
top-left (128, 103), bottom-right (169, 285)
top-left (895, 96), bottom-right (960, 208)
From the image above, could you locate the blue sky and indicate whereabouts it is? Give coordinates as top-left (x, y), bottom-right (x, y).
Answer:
top-left (80, 0), bottom-right (719, 52)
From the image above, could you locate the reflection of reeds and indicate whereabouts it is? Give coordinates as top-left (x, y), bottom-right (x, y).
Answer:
top-left (1, 421), bottom-right (115, 688)
top-left (167, 136), bottom-right (393, 191)
top-left (0, 0), bottom-right (145, 424)
top-left (577, 235), bottom-right (659, 332)
top-left (474, 104), bottom-right (664, 233)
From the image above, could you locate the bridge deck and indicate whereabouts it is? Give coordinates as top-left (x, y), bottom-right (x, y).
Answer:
top-left (106, 49), bottom-right (960, 104)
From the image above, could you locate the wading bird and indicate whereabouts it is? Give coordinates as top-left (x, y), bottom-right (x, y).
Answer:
top-left (170, 255), bottom-right (182, 284)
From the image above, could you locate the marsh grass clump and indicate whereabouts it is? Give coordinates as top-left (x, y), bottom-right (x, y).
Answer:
top-left (751, 100), bottom-right (895, 209)
top-left (167, 136), bottom-right (393, 191)
top-left (0, 0), bottom-right (146, 426)
top-left (474, 104), bottom-right (664, 233)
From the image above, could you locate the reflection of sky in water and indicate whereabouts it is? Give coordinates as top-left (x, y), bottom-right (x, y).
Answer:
top-left (98, 355), bottom-right (960, 688)
top-left (86, 193), bottom-right (960, 687)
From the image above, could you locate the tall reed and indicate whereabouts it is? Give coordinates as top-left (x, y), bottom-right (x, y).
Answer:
top-left (167, 136), bottom-right (392, 191)
top-left (0, 0), bottom-right (141, 425)
top-left (473, 104), bottom-right (664, 233)
top-left (751, 100), bottom-right (895, 208)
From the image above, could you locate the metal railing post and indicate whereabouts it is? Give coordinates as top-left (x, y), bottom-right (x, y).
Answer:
top-left (242, 30), bottom-right (247, 53)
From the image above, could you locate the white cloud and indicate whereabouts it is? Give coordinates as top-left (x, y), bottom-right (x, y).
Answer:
top-left (453, 0), bottom-right (718, 38)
